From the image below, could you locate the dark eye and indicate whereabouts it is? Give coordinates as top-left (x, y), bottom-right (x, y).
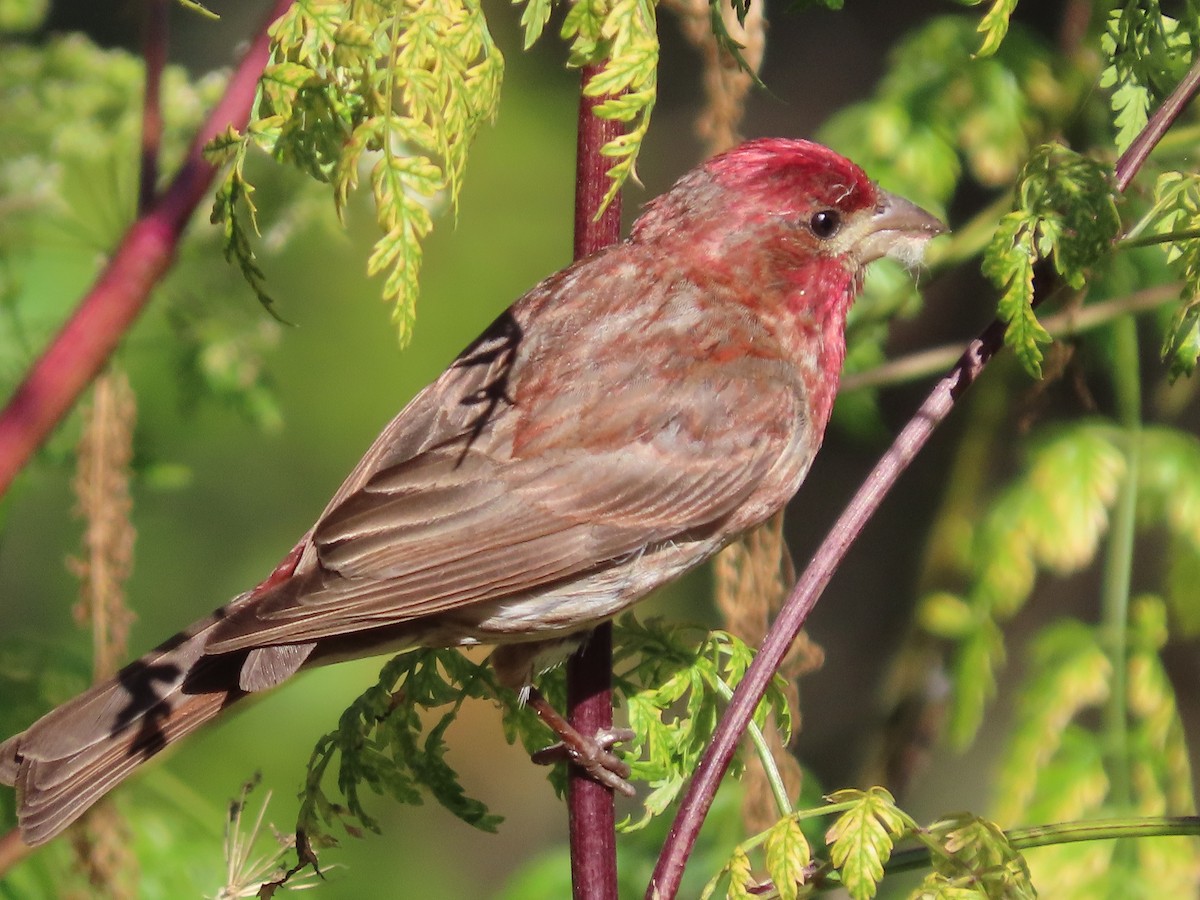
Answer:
top-left (809, 209), bottom-right (841, 239)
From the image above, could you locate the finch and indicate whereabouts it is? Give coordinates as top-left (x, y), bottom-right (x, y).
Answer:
top-left (1, 138), bottom-right (944, 846)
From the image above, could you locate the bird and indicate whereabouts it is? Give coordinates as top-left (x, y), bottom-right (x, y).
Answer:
top-left (0, 137), bottom-right (945, 847)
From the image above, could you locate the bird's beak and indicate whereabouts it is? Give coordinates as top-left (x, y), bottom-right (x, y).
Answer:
top-left (853, 189), bottom-right (947, 267)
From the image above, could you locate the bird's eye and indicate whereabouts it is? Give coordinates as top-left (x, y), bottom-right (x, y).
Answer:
top-left (809, 209), bottom-right (841, 239)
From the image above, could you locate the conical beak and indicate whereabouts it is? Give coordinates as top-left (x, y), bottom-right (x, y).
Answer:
top-left (855, 189), bottom-right (947, 266)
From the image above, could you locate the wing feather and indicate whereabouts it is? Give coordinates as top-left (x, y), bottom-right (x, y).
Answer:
top-left (207, 262), bottom-right (809, 652)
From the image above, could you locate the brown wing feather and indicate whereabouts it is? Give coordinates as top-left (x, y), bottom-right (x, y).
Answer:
top-left (206, 255), bottom-right (808, 651)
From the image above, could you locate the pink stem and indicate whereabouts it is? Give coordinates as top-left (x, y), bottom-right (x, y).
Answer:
top-left (0, 0), bottom-right (292, 500)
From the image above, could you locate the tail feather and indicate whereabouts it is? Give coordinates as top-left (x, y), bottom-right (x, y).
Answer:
top-left (9, 691), bottom-right (234, 845)
top-left (0, 618), bottom-right (249, 846)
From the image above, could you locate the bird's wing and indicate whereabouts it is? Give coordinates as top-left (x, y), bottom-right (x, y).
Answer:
top-left (207, 263), bottom-right (810, 651)
top-left (208, 405), bottom-right (795, 649)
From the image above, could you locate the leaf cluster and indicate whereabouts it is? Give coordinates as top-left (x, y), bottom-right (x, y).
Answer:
top-left (293, 615), bottom-right (795, 858)
top-left (208, 0), bottom-right (668, 340)
top-left (1099, 1), bottom-right (1199, 153)
top-left (705, 787), bottom-right (1036, 900)
top-left (297, 648), bottom-right (506, 845)
top-left (983, 144), bottom-right (1121, 377)
top-left (612, 617), bottom-right (793, 832)
top-left (206, 0), bottom-right (505, 342)
top-left (917, 421), bottom-right (1200, 892)
top-left (1136, 172), bottom-right (1200, 377)
top-left (921, 424), bottom-right (1200, 738)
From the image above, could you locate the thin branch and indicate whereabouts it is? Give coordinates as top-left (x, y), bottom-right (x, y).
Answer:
top-left (646, 313), bottom-right (1012, 899)
top-left (645, 49), bottom-right (1200, 900)
top-left (1114, 55), bottom-right (1200, 194)
top-left (0, 0), bottom-right (292, 501)
top-left (138, 0), bottom-right (169, 212)
top-left (566, 64), bottom-right (624, 900)
top-left (841, 283), bottom-right (1179, 393)
top-left (876, 816), bottom-right (1200, 882)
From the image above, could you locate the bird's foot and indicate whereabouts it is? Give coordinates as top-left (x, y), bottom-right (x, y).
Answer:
top-left (522, 687), bottom-right (636, 795)
top-left (531, 726), bottom-right (636, 796)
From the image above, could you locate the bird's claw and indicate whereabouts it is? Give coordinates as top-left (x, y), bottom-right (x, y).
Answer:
top-left (531, 726), bottom-right (636, 796)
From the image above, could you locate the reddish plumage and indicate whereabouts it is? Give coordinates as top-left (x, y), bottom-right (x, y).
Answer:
top-left (0, 138), bottom-right (944, 846)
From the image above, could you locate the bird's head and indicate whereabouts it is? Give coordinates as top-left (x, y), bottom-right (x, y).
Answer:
top-left (629, 138), bottom-right (946, 426)
top-left (632, 137), bottom-right (945, 277)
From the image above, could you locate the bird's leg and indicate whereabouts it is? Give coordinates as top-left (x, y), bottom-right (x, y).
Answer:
top-left (524, 686), bottom-right (636, 796)
top-left (491, 641), bottom-right (635, 795)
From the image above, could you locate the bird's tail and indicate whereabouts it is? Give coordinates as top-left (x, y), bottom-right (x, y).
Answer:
top-left (0, 614), bottom-right (249, 846)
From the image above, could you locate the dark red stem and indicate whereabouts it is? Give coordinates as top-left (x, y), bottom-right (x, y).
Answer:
top-left (567, 64), bottom-right (624, 900)
top-left (574, 74), bottom-right (624, 259)
top-left (0, 0), bottom-right (291, 500)
top-left (138, 0), bottom-right (168, 213)
top-left (645, 49), bottom-right (1200, 900)
top-left (1114, 54), bottom-right (1200, 193)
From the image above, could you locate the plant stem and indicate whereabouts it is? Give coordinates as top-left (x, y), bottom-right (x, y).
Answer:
top-left (566, 64), bottom-right (624, 900)
top-left (876, 816), bottom-right (1200, 882)
top-left (1102, 316), bottom-right (1141, 836)
top-left (138, 0), bottom-right (168, 213)
top-left (1120, 228), bottom-right (1200, 249)
top-left (841, 283), bottom-right (1178, 393)
top-left (0, 0), bottom-right (292, 501)
top-left (711, 678), bottom-right (792, 818)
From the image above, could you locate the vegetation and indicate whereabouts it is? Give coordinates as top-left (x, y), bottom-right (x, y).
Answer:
top-left (1, 0), bottom-right (1199, 897)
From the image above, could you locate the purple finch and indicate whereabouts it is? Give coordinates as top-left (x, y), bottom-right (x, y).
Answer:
top-left (1, 138), bottom-right (944, 846)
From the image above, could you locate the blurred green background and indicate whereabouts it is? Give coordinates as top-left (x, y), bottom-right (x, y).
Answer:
top-left (0, 1), bottom-right (1072, 897)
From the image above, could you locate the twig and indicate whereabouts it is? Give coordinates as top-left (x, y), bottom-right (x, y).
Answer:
top-left (0, 0), bottom-right (293, 501)
top-left (840, 284), bottom-right (1179, 393)
top-left (138, 0), bottom-right (168, 212)
top-left (1114, 56), bottom-right (1200, 194)
top-left (878, 816), bottom-right (1200, 882)
top-left (645, 46), bottom-right (1200, 900)
top-left (566, 64), bottom-right (624, 900)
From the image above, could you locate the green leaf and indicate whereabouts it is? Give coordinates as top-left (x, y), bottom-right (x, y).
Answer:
top-left (983, 144), bottom-right (1121, 377)
top-left (1099, 5), bottom-right (1196, 154)
top-left (945, 617), bottom-right (1003, 748)
top-left (825, 787), bottom-right (911, 900)
top-left (297, 649), bottom-right (507, 845)
top-left (764, 817), bottom-right (810, 900)
top-left (611, 619), bottom-right (792, 833)
top-left (1140, 172), bottom-right (1200, 378)
top-left (513, 0), bottom-right (553, 49)
top-left (984, 211), bottom-right (1049, 375)
top-left (1136, 427), bottom-right (1200, 630)
top-left (962, 0), bottom-right (1020, 57)
top-left (566, 0), bottom-right (658, 211)
top-left (217, 0), bottom-right (505, 342)
top-left (561, 0), bottom-right (608, 65)
top-left (927, 814), bottom-right (1035, 899)
top-left (727, 846), bottom-right (754, 900)
top-left (208, 145), bottom-right (285, 320)
top-left (917, 592), bottom-right (975, 640)
top-left (991, 620), bottom-right (1110, 824)
top-left (939, 423), bottom-right (1127, 746)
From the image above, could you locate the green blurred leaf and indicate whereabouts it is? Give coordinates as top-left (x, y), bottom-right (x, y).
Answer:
top-left (983, 144), bottom-right (1121, 377)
